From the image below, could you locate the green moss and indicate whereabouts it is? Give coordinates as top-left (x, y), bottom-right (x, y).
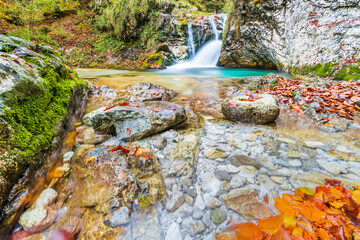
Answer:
top-left (291, 62), bottom-right (360, 81)
top-left (2, 68), bottom-right (85, 157)
top-left (332, 64), bottom-right (360, 81)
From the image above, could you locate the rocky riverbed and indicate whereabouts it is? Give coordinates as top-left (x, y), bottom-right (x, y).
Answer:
top-left (5, 70), bottom-right (360, 240)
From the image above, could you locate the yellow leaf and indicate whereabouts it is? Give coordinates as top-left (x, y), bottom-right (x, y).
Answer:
top-left (351, 190), bottom-right (360, 204)
top-left (283, 215), bottom-right (296, 228)
top-left (292, 227), bottom-right (303, 237)
top-left (74, 122), bottom-right (82, 126)
top-left (86, 157), bottom-right (95, 163)
top-left (329, 201), bottom-right (345, 209)
top-left (298, 187), bottom-right (315, 196)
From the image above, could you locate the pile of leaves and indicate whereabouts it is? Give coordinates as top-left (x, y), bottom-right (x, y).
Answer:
top-left (216, 179), bottom-right (360, 240)
top-left (263, 76), bottom-right (360, 124)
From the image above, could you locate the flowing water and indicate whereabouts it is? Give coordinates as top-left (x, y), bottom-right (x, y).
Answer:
top-left (5, 68), bottom-right (360, 239)
top-left (3, 14), bottom-right (360, 240)
top-left (187, 23), bottom-right (196, 59)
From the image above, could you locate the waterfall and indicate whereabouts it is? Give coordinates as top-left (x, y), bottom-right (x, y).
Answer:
top-left (187, 23), bottom-right (196, 58)
top-left (209, 17), bottom-right (219, 40)
top-left (170, 14), bottom-right (227, 69)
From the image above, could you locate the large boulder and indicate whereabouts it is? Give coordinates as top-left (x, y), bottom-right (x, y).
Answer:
top-left (221, 94), bottom-right (280, 124)
top-left (82, 101), bottom-right (187, 140)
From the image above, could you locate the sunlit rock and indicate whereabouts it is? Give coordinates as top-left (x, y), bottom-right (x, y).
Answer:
top-left (222, 94), bottom-right (280, 124)
top-left (82, 101), bottom-right (187, 141)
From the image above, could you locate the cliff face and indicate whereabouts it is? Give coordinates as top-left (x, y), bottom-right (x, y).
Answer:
top-left (219, 0), bottom-right (360, 79)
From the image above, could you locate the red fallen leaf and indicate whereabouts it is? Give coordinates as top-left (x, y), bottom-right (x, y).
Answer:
top-left (7, 230), bottom-right (30, 240)
top-left (324, 179), bottom-right (341, 186)
top-left (25, 62), bottom-right (33, 68)
top-left (13, 59), bottom-right (20, 64)
top-left (49, 229), bottom-right (72, 240)
top-left (108, 145), bottom-right (131, 154)
top-left (152, 107), bottom-right (162, 112)
top-left (167, 105), bottom-right (177, 110)
top-left (27, 48), bottom-right (41, 54)
top-left (104, 106), bottom-right (115, 111)
top-left (119, 102), bottom-right (129, 106)
top-left (126, 128), bottom-right (131, 135)
top-left (264, 195), bottom-right (269, 204)
top-left (228, 102), bottom-right (238, 108)
top-left (139, 153), bottom-right (153, 159)
top-left (0, 54), bottom-right (8, 58)
top-left (131, 104), bottom-right (142, 107)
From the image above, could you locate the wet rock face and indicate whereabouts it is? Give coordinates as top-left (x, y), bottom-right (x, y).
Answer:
top-left (126, 82), bottom-right (176, 102)
top-left (219, 0), bottom-right (360, 74)
top-left (221, 94), bottom-right (280, 124)
top-left (82, 101), bottom-right (187, 141)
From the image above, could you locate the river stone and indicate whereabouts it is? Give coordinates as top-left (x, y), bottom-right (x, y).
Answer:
top-left (204, 148), bottom-right (229, 159)
top-left (165, 191), bottom-right (185, 212)
top-left (316, 159), bottom-right (347, 176)
top-left (220, 188), bottom-right (272, 220)
top-left (328, 149), bottom-right (360, 162)
top-left (199, 172), bottom-right (222, 196)
top-left (165, 222), bottom-right (182, 240)
top-left (221, 94), bottom-right (280, 124)
top-left (126, 82), bottom-right (176, 102)
top-left (82, 101), bottom-right (187, 141)
top-left (214, 170), bottom-right (232, 181)
top-left (19, 188), bottom-right (58, 233)
top-left (181, 217), bottom-right (206, 236)
top-left (204, 194), bottom-right (222, 209)
top-left (229, 174), bottom-right (246, 189)
top-left (303, 141), bottom-right (325, 149)
top-left (230, 154), bottom-right (261, 169)
top-left (104, 207), bottom-right (130, 228)
top-left (290, 171), bottom-right (360, 189)
top-left (210, 208), bottom-right (227, 224)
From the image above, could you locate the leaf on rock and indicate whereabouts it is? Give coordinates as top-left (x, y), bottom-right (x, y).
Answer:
top-left (152, 107), bottom-right (162, 112)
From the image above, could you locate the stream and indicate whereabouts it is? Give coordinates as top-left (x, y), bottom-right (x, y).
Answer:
top-left (6, 68), bottom-right (360, 240)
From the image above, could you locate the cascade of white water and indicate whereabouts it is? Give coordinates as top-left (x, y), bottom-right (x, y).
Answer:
top-left (187, 22), bottom-right (196, 58)
top-left (170, 14), bottom-right (227, 69)
top-left (209, 17), bottom-right (219, 40)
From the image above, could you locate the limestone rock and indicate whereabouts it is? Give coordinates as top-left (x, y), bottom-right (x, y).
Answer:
top-left (166, 192), bottom-right (185, 212)
top-left (204, 148), bottom-right (229, 159)
top-left (104, 207), bottom-right (130, 228)
top-left (181, 217), bottom-right (206, 236)
top-left (230, 154), bottom-right (261, 169)
top-left (210, 208), bottom-right (227, 224)
top-left (126, 82), bottom-right (176, 102)
top-left (82, 101), bottom-right (187, 141)
top-left (165, 222), bottom-right (182, 240)
top-left (290, 171), bottom-right (360, 189)
top-left (222, 94), bottom-right (280, 124)
top-left (220, 188), bottom-right (272, 220)
top-left (19, 188), bottom-right (58, 233)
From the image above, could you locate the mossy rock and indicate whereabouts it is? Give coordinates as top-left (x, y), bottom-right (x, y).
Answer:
top-left (140, 52), bottom-right (166, 70)
top-left (0, 34), bottom-right (86, 212)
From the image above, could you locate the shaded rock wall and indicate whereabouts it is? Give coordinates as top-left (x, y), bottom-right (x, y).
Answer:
top-left (219, 0), bottom-right (360, 77)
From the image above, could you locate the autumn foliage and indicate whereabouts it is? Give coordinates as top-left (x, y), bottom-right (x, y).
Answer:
top-left (264, 77), bottom-right (360, 124)
top-left (216, 179), bottom-right (360, 240)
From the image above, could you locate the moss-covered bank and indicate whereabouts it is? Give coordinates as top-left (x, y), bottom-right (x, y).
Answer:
top-left (0, 35), bottom-right (86, 211)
